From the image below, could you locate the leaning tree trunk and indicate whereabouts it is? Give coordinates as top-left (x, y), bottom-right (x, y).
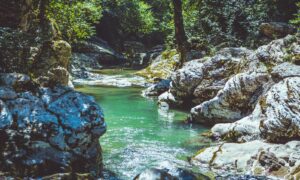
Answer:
top-left (172, 0), bottom-right (189, 68)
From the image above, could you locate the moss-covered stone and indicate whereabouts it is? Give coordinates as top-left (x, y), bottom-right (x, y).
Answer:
top-left (136, 49), bottom-right (179, 81)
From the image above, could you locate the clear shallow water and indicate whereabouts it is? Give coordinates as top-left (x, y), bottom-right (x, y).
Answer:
top-left (76, 85), bottom-right (209, 179)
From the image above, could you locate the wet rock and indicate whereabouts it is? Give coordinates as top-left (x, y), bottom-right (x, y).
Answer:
top-left (143, 79), bottom-right (171, 96)
top-left (260, 22), bottom-right (296, 39)
top-left (158, 91), bottom-right (180, 107)
top-left (134, 168), bottom-right (174, 180)
top-left (0, 74), bottom-right (106, 178)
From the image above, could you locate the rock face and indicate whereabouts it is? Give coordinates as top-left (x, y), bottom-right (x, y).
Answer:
top-left (0, 0), bottom-right (71, 87)
top-left (0, 73), bottom-right (106, 178)
top-left (71, 37), bottom-right (126, 79)
top-left (129, 44), bottom-right (165, 68)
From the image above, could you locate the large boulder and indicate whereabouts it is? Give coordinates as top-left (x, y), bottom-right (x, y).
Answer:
top-left (136, 50), bottom-right (180, 81)
top-left (159, 48), bottom-right (252, 108)
top-left (0, 73), bottom-right (106, 178)
top-left (204, 67), bottom-right (300, 143)
top-left (187, 35), bottom-right (299, 125)
top-left (190, 72), bottom-right (270, 125)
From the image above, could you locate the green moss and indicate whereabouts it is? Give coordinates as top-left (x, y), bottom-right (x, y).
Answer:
top-left (161, 49), bottom-right (177, 60)
top-left (193, 148), bottom-right (207, 158)
top-left (136, 49), bottom-right (179, 81)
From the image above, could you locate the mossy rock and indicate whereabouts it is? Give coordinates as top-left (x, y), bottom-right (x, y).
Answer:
top-left (136, 49), bottom-right (179, 81)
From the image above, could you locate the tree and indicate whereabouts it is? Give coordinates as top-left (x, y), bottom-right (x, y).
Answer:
top-left (47, 0), bottom-right (102, 43)
top-left (172, 0), bottom-right (189, 68)
top-left (39, 0), bottom-right (49, 26)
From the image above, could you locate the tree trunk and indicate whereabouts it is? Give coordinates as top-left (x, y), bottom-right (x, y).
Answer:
top-left (172, 0), bottom-right (189, 68)
top-left (39, 0), bottom-right (49, 26)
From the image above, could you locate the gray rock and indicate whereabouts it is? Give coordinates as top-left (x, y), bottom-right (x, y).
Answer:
top-left (191, 72), bottom-right (270, 125)
top-left (143, 79), bottom-right (171, 96)
top-left (271, 62), bottom-right (300, 82)
top-left (259, 77), bottom-right (300, 142)
top-left (192, 140), bottom-right (300, 179)
top-left (158, 91), bottom-right (181, 107)
top-left (166, 47), bottom-right (253, 107)
top-left (209, 77), bottom-right (300, 143)
top-left (0, 75), bottom-right (106, 178)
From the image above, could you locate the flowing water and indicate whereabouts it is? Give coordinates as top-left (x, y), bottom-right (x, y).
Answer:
top-left (76, 71), bottom-right (209, 179)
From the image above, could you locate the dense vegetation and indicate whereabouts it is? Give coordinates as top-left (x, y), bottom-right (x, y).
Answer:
top-left (47, 0), bottom-right (103, 43)
top-left (47, 0), bottom-right (299, 47)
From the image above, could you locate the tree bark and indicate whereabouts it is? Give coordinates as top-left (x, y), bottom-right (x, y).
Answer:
top-left (172, 0), bottom-right (189, 68)
top-left (39, 0), bottom-right (49, 26)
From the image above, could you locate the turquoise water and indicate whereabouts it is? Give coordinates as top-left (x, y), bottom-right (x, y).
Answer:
top-left (77, 85), bottom-right (209, 179)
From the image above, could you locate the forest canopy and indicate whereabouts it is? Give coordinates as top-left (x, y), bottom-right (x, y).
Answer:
top-left (47, 0), bottom-right (299, 47)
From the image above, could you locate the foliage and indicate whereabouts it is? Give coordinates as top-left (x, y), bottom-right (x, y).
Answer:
top-left (47, 0), bottom-right (102, 43)
top-left (291, 2), bottom-right (300, 31)
top-left (100, 0), bottom-right (156, 36)
top-left (182, 0), bottom-right (277, 47)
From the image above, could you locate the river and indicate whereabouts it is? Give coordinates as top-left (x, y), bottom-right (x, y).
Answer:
top-left (76, 70), bottom-right (209, 179)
